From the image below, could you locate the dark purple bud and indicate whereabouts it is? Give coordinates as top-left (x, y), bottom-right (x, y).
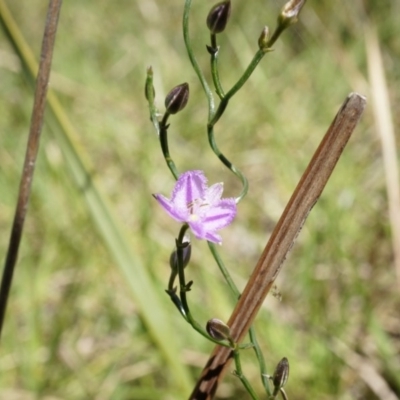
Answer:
top-left (206, 1), bottom-right (231, 34)
top-left (278, 0), bottom-right (306, 28)
top-left (206, 318), bottom-right (231, 341)
top-left (272, 357), bottom-right (289, 394)
top-left (169, 238), bottom-right (191, 272)
top-left (165, 83), bottom-right (189, 115)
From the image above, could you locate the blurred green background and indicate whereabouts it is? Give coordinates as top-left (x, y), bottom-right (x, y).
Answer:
top-left (1, 0), bottom-right (399, 399)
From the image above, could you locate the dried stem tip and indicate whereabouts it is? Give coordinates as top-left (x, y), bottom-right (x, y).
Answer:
top-left (279, 0), bottom-right (306, 27)
top-left (206, 318), bottom-right (232, 341)
top-left (165, 83), bottom-right (189, 114)
top-left (207, 1), bottom-right (231, 34)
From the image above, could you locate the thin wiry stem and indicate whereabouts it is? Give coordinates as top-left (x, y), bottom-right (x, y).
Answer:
top-left (183, 0), bottom-right (215, 117)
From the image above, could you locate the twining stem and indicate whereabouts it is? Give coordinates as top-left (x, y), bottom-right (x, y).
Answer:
top-left (183, 0), bottom-right (248, 202)
top-left (207, 125), bottom-right (249, 202)
top-left (204, 21), bottom-right (298, 201)
top-left (160, 113), bottom-right (179, 180)
top-left (209, 49), bottom-right (266, 127)
top-left (183, 0), bottom-right (215, 116)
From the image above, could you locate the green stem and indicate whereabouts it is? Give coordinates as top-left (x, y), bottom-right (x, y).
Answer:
top-left (176, 224), bottom-right (191, 315)
top-left (167, 268), bottom-right (178, 291)
top-left (249, 326), bottom-right (272, 396)
top-left (209, 35), bottom-right (225, 99)
top-left (267, 24), bottom-right (286, 49)
top-left (159, 113), bottom-right (179, 180)
top-left (208, 242), bottom-right (240, 297)
top-left (280, 388), bottom-right (289, 400)
top-left (207, 125), bottom-right (249, 202)
top-left (233, 347), bottom-right (260, 400)
top-left (207, 241), bottom-right (272, 395)
top-left (183, 0), bottom-right (215, 116)
top-left (145, 69), bottom-right (179, 179)
top-left (175, 226), bottom-right (233, 348)
top-left (205, 50), bottom-right (268, 202)
top-left (210, 49), bottom-right (266, 127)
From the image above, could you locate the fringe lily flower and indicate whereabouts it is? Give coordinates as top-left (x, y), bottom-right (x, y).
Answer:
top-left (153, 170), bottom-right (237, 244)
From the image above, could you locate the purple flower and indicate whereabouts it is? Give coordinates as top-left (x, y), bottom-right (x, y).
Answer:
top-left (153, 170), bottom-right (237, 244)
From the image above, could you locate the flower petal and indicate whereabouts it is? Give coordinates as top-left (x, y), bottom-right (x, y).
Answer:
top-left (188, 219), bottom-right (223, 244)
top-left (171, 170), bottom-right (207, 209)
top-left (205, 182), bottom-right (224, 206)
top-left (188, 220), bottom-right (207, 241)
top-left (201, 198), bottom-right (237, 231)
top-left (153, 193), bottom-right (188, 222)
top-left (204, 231), bottom-right (222, 244)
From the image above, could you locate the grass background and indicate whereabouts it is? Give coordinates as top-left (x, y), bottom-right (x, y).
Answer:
top-left (1, 0), bottom-right (399, 399)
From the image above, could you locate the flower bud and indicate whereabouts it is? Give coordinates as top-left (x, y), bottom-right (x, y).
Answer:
top-left (165, 83), bottom-right (189, 115)
top-left (206, 1), bottom-right (231, 34)
top-left (169, 238), bottom-right (191, 272)
top-left (206, 318), bottom-right (231, 341)
top-left (145, 66), bottom-right (156, 101)
top-left (258, 26), bottom-right (270, 51)
top-left (272, 357), bottom-right (289, 395)
top-left (278, 0), bottom-right (306, 29)
top-left (145, 85), bottom-right (155, 102)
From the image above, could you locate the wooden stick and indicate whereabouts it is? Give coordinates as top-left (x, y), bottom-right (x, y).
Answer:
top-left (190, 92), bottom-right (367, 400)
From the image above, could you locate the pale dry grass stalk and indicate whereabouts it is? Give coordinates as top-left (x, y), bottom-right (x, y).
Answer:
top-left (330, 337), bottom-right (399, 400)
top-left (365, 24), bottom-right (400, 285)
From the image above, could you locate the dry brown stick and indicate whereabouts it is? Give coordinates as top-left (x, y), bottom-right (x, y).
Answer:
top-left (0, 0), bottom-right (63, 337)
top-left (190, 92), bottom-right (367, 400)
